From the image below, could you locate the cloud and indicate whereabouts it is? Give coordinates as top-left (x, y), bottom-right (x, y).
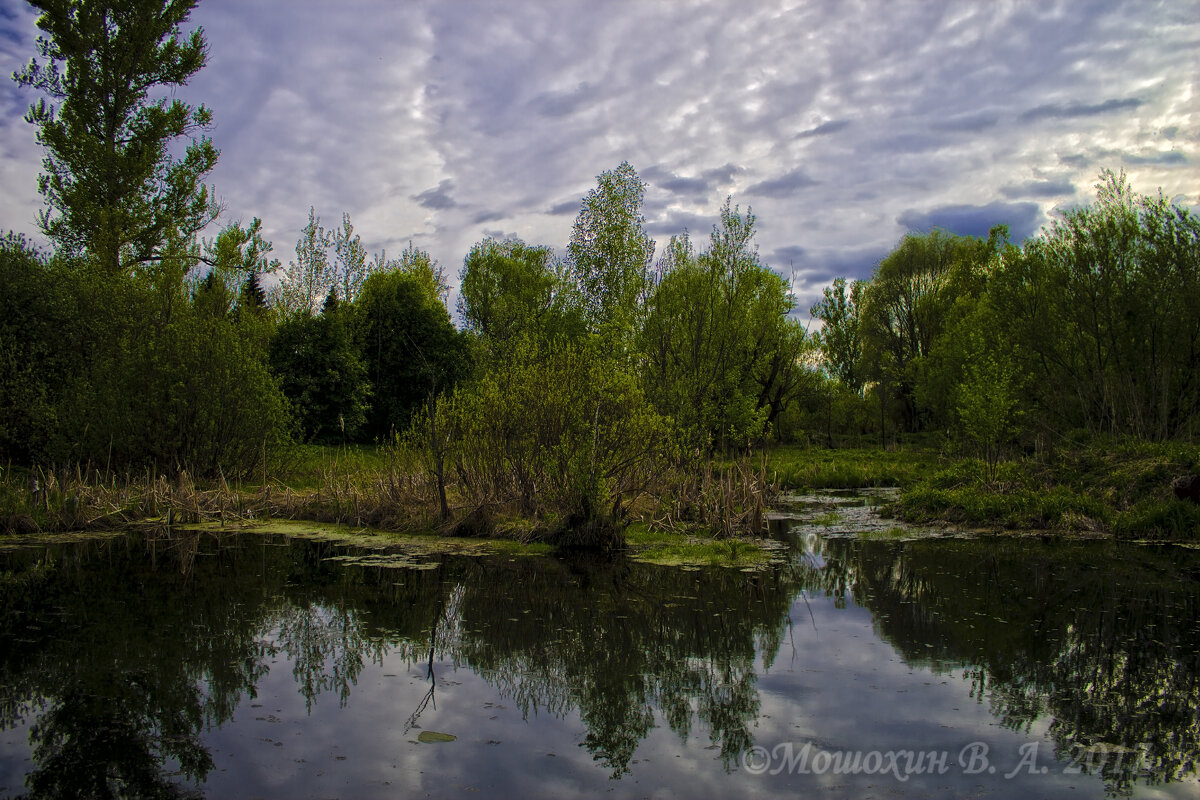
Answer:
top-left (898, 202), bottom-right (1042, 242)
top-left (413, 180), bottom-right (458, 210)
top-left (932, 111), bottom-right (1000, 133)
top-left (796, 120), bottom-right (851, 139)
top-left (746, 168), bottom-right (819, 199)
top-left (1000, 179), bottom-right (1076, 198)
top-left (529, 82), bottom-right (599, 118)
top-left (1020, 97), bottom-right (1143, 123)
top-left (547, 200), bottom-right (580, 216)
top-left (471, 210), bottom-right (506, 224)
top-left (768, 245), bottom-right (807, 267)
top-left (0, 0), bottom-right (1194, 303)
top-left (481, 228), bottom-right (521, 241)
top-left (645, 211), bottom-right (713, 238)
top-left (1123, 150), bottom-right (1188, 166)
top-left (643, 163), bottom-right (742, 199)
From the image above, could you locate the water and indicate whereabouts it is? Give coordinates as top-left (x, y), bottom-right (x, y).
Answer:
top-left (1, 511), bottom-right (1198, 799)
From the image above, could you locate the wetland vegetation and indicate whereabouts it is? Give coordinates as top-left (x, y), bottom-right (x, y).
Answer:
top-left (3, 0), bottom-right (1198, 547)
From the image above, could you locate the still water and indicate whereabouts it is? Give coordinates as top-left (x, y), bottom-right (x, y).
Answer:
top-left (1, 513), bottom-right (1198, 799)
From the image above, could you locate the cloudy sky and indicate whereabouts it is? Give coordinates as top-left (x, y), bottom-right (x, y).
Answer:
top-left (0, 0), bottom-right (1195, 318)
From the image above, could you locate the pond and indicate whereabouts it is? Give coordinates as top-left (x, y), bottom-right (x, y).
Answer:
top-left (1, 503), bottom-right (1198, 799)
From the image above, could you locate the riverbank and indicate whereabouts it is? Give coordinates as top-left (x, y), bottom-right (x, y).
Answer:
top-left (3, 440), bottom-right (1197, 541)
top-left (796, 441), bottom-right (1200, 542)
top-left (0, 445), bottom-right (775, 550)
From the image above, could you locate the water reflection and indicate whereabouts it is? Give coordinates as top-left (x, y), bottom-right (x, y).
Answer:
top-left (0, 527), bottom-right (1198, 797)
top-left (830, 537), bottom-right (1200, 795)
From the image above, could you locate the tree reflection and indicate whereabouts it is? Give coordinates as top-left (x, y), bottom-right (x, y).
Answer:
top-left (0, 533), bottom-right (804, 788)
top-left (341, 554), bottom-right (798, 776)
top-left (820, 537), bottom-right (1200, 796)
top-left (3, 529), bottom-right (1197, 795)
top-left (24, 684), bottom-right (208, 800)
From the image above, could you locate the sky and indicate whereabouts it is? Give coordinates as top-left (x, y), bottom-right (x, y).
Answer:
top-left (0, 0), bottom-right (1196, 320)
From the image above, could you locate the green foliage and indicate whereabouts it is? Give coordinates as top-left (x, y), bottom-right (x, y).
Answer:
top-left (895, 438), bottom-right (1200, 534)
top-left (355, 268), bottom-right (469, 441)
top-left (269, 301), bottom-right (369, 445)
top-left (1113, 500), bottom-right (1200, 540)
top-left (858, 227), bottom-right (998, 434)
top-left (393, 241), bottom-right (450, 308)
top-left (440, 336), bottom-right (671, 536)
top-left (1, 235), bottom-right (292, 475)
top-left (0, 234), bottom-right (77, 462)
top-left (810, 276), bottom-right (865, 393)
top-left (332, 212), bottom-right (368, 304)
top-left (275, 207), bottom-right (334, 317)
top-left (768, 445), bottom-right (939, 489)
top-left (566, 162), bottom-right (654, 346)
top-left (991, 171), bottom-right (1200, 440)
top-left (641, 202), bottom-right (813, 450)
top-left (29, 262), bottom-right (290, 475)
top-left (13, 0), bottom-right (219, 273)
top-left (457, 237), bottom-right (583, 352)
top-left (955, 351), bottom-right (1022, 482)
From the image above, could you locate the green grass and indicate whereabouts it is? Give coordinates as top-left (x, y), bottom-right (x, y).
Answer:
top-left (858, 526), bottom-right (912, 541)
top-left (894, 441), bottom-right (1200, 539)
top-left (1112, 499), bottom-right (1200, 540)
top-left (266, 443), bottom-right (392, 490)
top-left (178, 518), bottom-right (557, 557)
top-left (810, 510), bottom-right (845, 526)
top-left (767, 445), bottom-right (941, 490)
top-left (625, 523), bottom-right (767, 567)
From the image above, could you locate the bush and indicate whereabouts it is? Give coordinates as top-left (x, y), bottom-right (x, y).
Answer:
top-left (438, 336), bottom-right (671, 543)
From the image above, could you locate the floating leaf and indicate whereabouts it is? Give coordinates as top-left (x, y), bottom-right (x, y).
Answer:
top-left (418, 731), bottom-right (457, 743)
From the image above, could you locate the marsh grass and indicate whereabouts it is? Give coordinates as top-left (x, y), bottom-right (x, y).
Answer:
top-left (768, 445), bottom-right (939, 490)
top-left (858, 526), bottom-right (911, 541)
top-left (1, 445), bottom-right (779, 546)
top-left (625, 522), bottom-right (768, 567)
top-left (810, 510), bottom-right (844, 526)
top-left (640, 455), bottom-right (773, 538)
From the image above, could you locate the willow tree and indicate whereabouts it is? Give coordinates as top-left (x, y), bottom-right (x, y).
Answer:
top-left (457, 237), bottom-right (583, 355)
top-left (13, 0), bottom-right (219, 275)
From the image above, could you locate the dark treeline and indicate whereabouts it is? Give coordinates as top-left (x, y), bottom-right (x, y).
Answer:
top-left (2, 0), bottom-right (1197, 536)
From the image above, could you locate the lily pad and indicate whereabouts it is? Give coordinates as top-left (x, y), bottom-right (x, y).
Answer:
top-left (417, 731), bottom-right (457, 743)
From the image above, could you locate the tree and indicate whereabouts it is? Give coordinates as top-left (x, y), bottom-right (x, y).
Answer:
top-left (0, 234), bottom-right (81, 462)
top-left (859, 228), bottom-right (996, 433)
top-left (641, 201), bottom-right (810, 450)
top-left (355, 269), bottom-right (468, 440)
top-left (275, 207), bottom-right (334, 317)
top-left (202, 216), bottom-right (279, 308)
top-left (442, 337), bottom-right (669, 543)
top-left (332, 212), bottom-right (368, 305)
top-left (457, 237), bottom-right (583, 351)
top-left (810, 277), bottom-right (865, 393)
top-left (991, 171), bottom-right (1200, 440)
top-left (566, 162), bottom-right (655, 345)
top-left (269, 293), bottom-right (369, 444)
top-left (13, 0), bottom-right (219, 274)
top-left (398, 242), bottom-right (449, 307)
